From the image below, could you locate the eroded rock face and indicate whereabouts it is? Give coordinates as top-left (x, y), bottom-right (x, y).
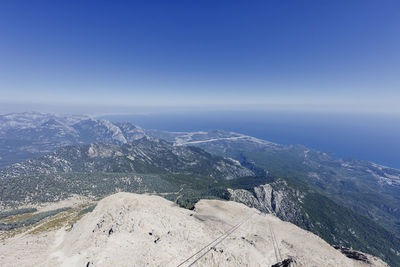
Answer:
top-left (334, 246), bottom-right (372, 263)
top-left (228, 180), bottom-right (305, 224)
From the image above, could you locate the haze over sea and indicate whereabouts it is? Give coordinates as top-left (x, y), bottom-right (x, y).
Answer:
top-left (100, 111), bottom-right (400, 170)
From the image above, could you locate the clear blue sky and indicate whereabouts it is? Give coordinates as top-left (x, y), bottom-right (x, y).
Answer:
top-left (0, 0), bottom-right (399, 114)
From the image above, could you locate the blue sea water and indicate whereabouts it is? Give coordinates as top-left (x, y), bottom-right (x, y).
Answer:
top-left (99, 111), bottom-right (400, 169)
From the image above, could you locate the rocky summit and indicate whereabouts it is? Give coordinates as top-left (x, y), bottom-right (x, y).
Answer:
top-left (0, 193), bottom-right (387, 267)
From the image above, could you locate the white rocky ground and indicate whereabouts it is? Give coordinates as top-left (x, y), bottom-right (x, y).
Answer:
top-left (0, 193), bottom-right (387, 267)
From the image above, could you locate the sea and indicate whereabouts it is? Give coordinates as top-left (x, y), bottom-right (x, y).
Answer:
top-left (98, 111), bottom-right (400, 169)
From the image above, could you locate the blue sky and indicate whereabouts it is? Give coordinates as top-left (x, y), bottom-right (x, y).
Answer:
top-left (0, 0), bottom-right (399, 114)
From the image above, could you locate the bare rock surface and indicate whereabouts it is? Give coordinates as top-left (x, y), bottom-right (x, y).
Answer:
top-left (0, 192), bottom-right (387, 266)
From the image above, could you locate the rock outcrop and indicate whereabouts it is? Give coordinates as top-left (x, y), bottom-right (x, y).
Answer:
top-left (228, 180), bottom-right (305, 224)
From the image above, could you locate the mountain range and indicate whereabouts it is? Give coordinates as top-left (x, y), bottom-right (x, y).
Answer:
top-left (0, 112), bottom-right (399, 266)
top-left (0, 112), bottom-right (146, 168)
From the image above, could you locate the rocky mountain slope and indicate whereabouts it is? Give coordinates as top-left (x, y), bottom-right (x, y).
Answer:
top-left (0, 192), bottom-right (387, 266)
top-left (227, 179), bottom-right (400, 265)
top-left (0, 137), bottom-right (252, 180)
top-left (1, 161), bottom-right (399, 265)
top-left (0, 112), bottom-right (146, 167)
top-left (0, 137), bottom-right (253, 207)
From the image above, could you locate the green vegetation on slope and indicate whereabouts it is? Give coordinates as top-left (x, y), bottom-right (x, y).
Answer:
top-left (302, 192), bottom-right (400, 266)
top-left (0, 207), bottom-right (37, 219)
top-left (0, 207), bottom-right (71, 231)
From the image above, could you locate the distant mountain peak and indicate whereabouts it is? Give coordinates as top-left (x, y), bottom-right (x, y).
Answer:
top-left (0, 112), bottom-right (147, 167)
